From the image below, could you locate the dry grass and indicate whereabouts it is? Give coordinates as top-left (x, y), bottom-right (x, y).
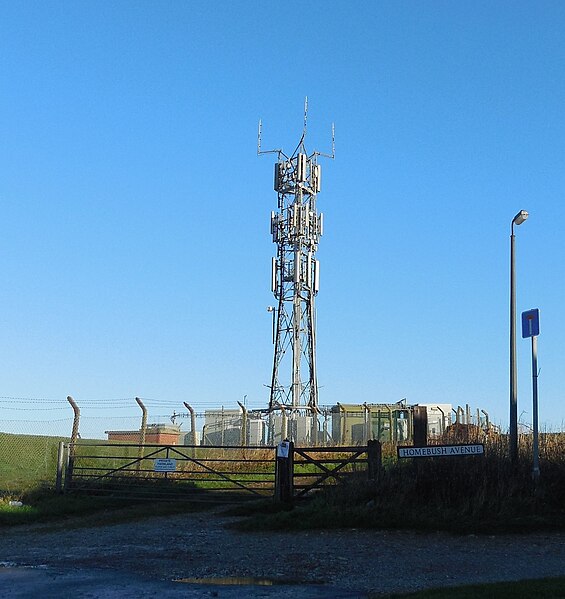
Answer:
top-left (236, 434), bottom-right (565, 533)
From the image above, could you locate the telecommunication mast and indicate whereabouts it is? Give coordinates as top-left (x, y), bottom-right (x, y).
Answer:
top-left (258, 99), bottom-right (334, 439)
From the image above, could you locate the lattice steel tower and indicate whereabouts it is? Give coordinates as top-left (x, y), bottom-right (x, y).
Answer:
top-left (258, 100), bottom-right (334, 420)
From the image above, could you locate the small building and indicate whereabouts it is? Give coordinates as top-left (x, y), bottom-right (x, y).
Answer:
top-left (106, 423), bottom-right (182, 445)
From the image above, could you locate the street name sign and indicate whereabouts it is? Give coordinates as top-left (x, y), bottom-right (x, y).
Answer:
top-left (397, 444), bottom-right (484, 459)
top-left (154, 458), bottom-right (177, 472)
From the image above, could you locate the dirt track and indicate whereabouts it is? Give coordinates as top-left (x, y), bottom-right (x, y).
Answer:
top-left (1, 509), bottom-right (565, 598)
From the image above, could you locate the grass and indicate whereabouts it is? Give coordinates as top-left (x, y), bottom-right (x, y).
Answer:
top-left (67, 443), bottom-right (276, 498)
top-left (0, 432), bottom-right (123, 494)
top-left (0, 434), bottom-right (277, 498)
top-left (0, 432), bottom-right (66, 492)
top-left (0, 488), bottom-right (213, 528)
top-left (3, 431), bottom-right (565, 534)
top-left (234, 434), bottom-right (565, 534)
top-left (0, 434), bottom-right (277, 527)
top-left (374, 576), bottom-right (565, 598)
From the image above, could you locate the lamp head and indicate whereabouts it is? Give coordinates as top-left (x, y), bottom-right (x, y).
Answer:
top-left (513, 210), bottom-right (529, 226)
top-left (266, 306), bottom-right (275, 312)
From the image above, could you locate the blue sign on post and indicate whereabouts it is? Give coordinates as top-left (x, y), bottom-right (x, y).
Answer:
top-left (522, 308), bottom-right (540, 338)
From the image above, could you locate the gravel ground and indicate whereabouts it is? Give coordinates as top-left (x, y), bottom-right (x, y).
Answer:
top-left (1, 509), bottom-right (565, 598)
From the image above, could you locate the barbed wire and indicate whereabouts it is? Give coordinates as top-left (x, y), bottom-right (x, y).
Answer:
top-left (89, 417), bottom-right (140, 422)
top-left (0, 406), bottom-right (71, 411)
top-left (1, 417), bottom-right (73, 424)
top-left (0, 395), bottom-right (260, 405)
top-left (0, 397), bottom-right (68, 403)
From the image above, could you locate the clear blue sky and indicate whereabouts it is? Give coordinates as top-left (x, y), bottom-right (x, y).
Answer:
top-left (1, 1), bottom-right (564, 430)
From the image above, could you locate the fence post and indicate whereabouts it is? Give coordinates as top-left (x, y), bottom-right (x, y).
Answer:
top-left (275, 440), bottom-right (294, 503)
top-left (221, 407), bottom-right (225, 446)
top-left (311, 408), bottom-right (319, 446)
top-left (367, 439), bottom-right (382, 481)
top-left (135, 397), bottom-right (147, 470)
top-left (237, 401), bottom-right (248, 446)
top-left (267, 408), bottom-right (274, 445)
top-left (55, 441), bottom-right (66, 493)
top-left (183, 402), bottom-right (197, 455)
top-left (363, 403), bottom-right (371, 443)
top-left (437, 405), bottom-right (446, 436)
top-left (280, 405), bottom-right (288, 441)
top-left (65, 396), bottom-right (80, 490)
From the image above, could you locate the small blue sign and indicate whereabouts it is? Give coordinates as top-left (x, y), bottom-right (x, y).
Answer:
top-left (522, 308), bottom-right (540, 338)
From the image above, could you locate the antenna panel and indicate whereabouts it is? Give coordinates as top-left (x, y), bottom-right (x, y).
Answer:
top-left (297, 153), bottom-right (307, 182)
top-left (292, 204), bottom-right (299, 236)
top-left (314, 164), bottom-right (321, 192)
top-left (314, 260), bottom-right (320, 293)
top-left (300, 205), bottom-right (308, 236)
top-left (294, 250), bottom-right (300, 283)
top-left (271, 257), bottom-right (277, 294)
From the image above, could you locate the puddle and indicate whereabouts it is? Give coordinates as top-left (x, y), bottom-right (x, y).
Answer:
top-left (174, 576), bottom-right (325, 586)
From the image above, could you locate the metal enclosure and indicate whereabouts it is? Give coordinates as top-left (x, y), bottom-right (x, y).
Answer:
top-left (331, 403), bottom-right (413, 445)
top-left (248, 419), bottom-right (266, 445)
top-left (419, 403), bottom-right (452, 437)
top-left (202, 409), bottom-right (240, 446)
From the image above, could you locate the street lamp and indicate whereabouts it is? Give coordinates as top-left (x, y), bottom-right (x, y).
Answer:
top-left (510, 209), bottom-right (528, 462)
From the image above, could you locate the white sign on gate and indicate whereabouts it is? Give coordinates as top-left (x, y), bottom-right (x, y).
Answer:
top-left (277, 441), bottom-right (290, 458)
top-left (154, 458), bottom-right (177, 472)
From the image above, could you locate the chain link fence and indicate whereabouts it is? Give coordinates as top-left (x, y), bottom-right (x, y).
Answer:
top-left (2, 395), bottom-right (491, 496)
top-left (0, 397), bottom-right (191, 494)
top-left (0, 397), bottom-right (75, 494)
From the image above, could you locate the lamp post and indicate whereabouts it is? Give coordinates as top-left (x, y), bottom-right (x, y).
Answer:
top-left (510, 209), bottom-right (528, 462)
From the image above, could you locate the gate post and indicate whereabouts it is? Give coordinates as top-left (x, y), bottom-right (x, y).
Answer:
top-left (367, 439), bottom-right (382, 481)
top-left (275, 440), bottom-right (294, 503)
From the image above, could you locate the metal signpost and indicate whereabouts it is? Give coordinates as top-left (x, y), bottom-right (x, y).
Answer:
top-left (522, 308), bottom-right (540, 481)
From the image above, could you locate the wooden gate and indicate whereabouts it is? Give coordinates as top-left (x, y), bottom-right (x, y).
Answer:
top-left (272, 441), bottom-right (381, 501)
top-left (292, 444), bottom-right (378, 497)
top-left (64, 442), bottom-right (276, 501)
